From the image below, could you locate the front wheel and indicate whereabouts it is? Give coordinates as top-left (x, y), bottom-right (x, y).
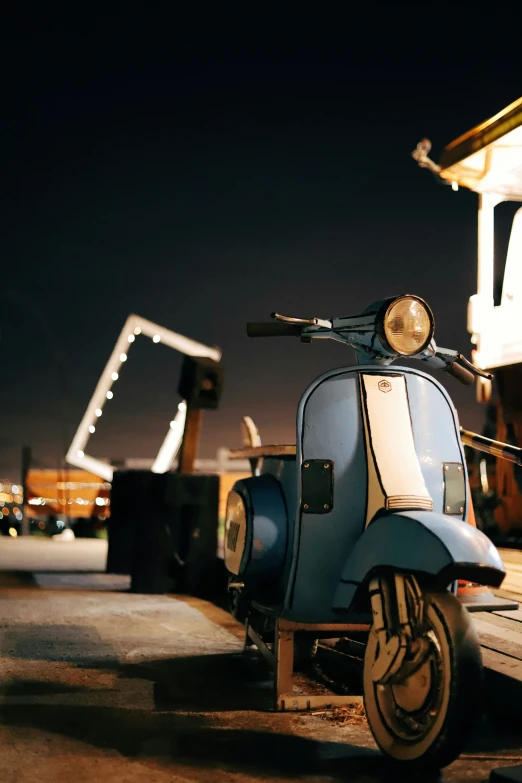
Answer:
top-left (363, 589), bottom-right (483, 768)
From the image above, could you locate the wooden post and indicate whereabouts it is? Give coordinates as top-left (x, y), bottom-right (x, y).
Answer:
top-left (177, 407), bottom-right (203, 475)
top-left (274, 620), bottom-right (295, 708)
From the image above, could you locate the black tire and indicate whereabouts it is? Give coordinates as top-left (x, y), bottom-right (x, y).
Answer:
top-left (363, 589), bottom-right (483, 768)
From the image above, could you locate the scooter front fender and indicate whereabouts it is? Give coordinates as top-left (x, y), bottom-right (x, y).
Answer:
top-left (333, 510), bottom-right (505, 611)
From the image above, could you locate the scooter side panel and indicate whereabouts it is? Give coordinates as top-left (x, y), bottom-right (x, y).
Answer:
top-left (286, 369), bottom-right (367, 622)
top-left (260, 456), bottom-right (297, 587)
top-left (260, 457), bottom-right (297, 522)
top-left (333, 510), bottom-right (505, 610)
top-left (225, 474), bottom-right (288, 588)
top-left (405, 372), bottom-right (468, 518)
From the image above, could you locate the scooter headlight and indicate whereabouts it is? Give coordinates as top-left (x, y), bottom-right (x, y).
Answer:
top-left (378, 295), bottom-right (434, 356)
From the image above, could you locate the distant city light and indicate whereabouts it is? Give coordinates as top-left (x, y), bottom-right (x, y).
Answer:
top-left (111, 372), bottom-right (119, 381)
top-left (128, 334), bottom-right (135, 343)
top-left (8, 528), bottom-right (17, 537)
top-left (120, 353), bottom-right (127, 362)
top-left (153, 334), bottom-right (160, 343)
top-left (12, 485), bottom-right (19, 494)
top-left (106, 391), bottom-right (113, 399)
top-left (89, 425), bottom-right (96, 434)
top-left (95, 497), bottom-right (104, 506)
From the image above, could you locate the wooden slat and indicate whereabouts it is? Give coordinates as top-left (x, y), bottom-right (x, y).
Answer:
top-left (229, 445), bottom-right (296, 459)
top-left (482, 647), bottom-right (522, 684)
top-left (494, 608), bottom-right (522, 623)
top-left (473, 618), bottom-right (522, 660)
top-left (279, 620), bottom-right (370, 632)
top-left (475, 612), bottom-right (522, 632)
top-left (497, 567), bottom-right (522, 597)
top-left (499, 548), bottom-right (522, 564)
top-left (493, 549), bottom-right (522, 605)
top-left (278, 694), bottom-right (363, 710)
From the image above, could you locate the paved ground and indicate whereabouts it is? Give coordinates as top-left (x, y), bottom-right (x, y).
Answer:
top-left (0, 540), bottom-right (522, 781)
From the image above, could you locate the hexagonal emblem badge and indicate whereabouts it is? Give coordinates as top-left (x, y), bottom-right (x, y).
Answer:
top-left (378, 379), bottom-right (392, 393)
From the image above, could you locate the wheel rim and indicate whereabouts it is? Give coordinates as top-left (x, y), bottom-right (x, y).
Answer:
top-left (374, 630), bottom-right (443, 742)
top-left (364, 601), bottom-right (452, 760)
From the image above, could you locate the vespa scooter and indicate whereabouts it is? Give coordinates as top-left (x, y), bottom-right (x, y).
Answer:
top-left (224, 294), bottom-right (509, 768)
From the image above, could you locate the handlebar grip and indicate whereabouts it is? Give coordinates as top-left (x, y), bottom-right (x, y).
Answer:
top-left (246, 322), bottom-right (302, 337)
top-left (443, 362), bottom-right (475, 385)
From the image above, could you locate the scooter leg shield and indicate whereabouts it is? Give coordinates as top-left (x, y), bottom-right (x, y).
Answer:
top-left (333, 509), bottom-right (505, 611)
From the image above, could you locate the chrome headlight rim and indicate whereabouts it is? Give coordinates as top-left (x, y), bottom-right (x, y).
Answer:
top-left (376, 294), bottom-right (435, 356)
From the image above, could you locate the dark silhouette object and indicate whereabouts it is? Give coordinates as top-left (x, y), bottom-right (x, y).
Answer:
top-left (490, 764), bottom-right (522, 781)
top-left (107, 470), bottom-right (220, 597)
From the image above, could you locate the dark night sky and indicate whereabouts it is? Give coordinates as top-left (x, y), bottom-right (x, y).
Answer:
top-left (2, 7), bottom-right (521, 479)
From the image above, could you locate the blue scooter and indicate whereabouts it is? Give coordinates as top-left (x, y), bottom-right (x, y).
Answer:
top-left (225, 294), bottom-right (511, 768)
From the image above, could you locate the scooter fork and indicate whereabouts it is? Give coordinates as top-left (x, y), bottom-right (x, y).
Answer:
top-left (369, 573), bottom-right (428, 684)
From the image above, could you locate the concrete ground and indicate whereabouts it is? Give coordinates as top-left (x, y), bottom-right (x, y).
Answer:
top-left (0, 537), bottom-right (109, 573)
top-left (1, 540), bottom-right (522, 782)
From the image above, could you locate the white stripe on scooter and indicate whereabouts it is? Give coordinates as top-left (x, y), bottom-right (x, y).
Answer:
top-left (360, 374), bottom-right (433, 526)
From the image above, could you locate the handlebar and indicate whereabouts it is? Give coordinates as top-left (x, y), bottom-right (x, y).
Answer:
top-left (442, 362), bottom-right (475, 386)
top-left (246, 313), bottom-right (493, 389)
top-left (246, 322), bottom-right (302, 337)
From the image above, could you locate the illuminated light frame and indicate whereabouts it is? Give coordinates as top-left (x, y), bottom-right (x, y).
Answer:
top-left (66, 314), bottom-right (221, 482)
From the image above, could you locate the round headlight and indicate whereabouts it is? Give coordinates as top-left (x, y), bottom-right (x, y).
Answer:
top-left (379, 295), bottom-right (434, 356)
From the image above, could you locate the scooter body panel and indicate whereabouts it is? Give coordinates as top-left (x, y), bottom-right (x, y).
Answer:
top-left (225, 473), bottom-right (288, 603)
top-left (228, 363), bottom-right (506, 624)
top-left (285, 367), bottom-right (366, 621)
top-left (333, 509), bottom-right (505, 611)
top-left (283, 364), bottom-right (484, 622)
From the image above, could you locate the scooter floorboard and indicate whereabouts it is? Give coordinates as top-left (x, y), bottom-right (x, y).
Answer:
top-left (460, 591), bottom-right (519, 612)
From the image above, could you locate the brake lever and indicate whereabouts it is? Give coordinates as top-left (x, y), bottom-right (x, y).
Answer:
top-left (272, 312), bottom-right (332, 329)
top-left (455, 354), bottom-right (493, 381)
top-left (424, 344), bottom-right (494, 381)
